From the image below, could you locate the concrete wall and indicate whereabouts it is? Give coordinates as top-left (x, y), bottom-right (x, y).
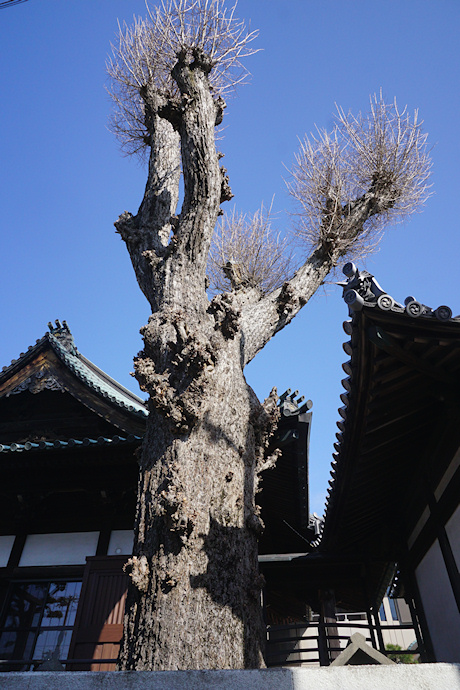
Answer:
top-left (1, 666), bottom-right (460, 690)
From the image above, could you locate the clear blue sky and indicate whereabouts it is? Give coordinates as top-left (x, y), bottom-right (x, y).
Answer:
top-left (2, 0), bottom-right (459, 515)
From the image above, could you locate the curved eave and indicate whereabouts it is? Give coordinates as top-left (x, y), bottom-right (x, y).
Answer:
top-left (320, 306), bottom-right (460, 558)
top-left (0, 434), bottom-right (142, 454)
top-left (318, 308), bottom-right (371, 551)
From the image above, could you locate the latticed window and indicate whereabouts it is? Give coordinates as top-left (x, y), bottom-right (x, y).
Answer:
top-left (0, 580), bottom-right (82, 671)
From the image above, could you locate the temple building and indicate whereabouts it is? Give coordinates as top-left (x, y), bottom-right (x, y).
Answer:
top-left (0, 321), bottom-right (146, 670)
top-left (1, 264), bottom-right (459, 670)
top-left (0, 322), bottom-right (313, 670)
top-left (319, 263), bottom-right (460, 662)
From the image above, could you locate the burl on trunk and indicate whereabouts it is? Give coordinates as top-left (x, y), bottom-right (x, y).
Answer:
top-left (115, 46), bottom-right (286, 669)
top-left (109, 0), bottom-right (429, 670)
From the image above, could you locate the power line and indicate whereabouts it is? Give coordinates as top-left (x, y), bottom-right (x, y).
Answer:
top-left (0, 0), bottom-right (29, 8)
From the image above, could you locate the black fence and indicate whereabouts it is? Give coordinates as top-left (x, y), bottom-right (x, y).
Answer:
top-left (266, 619), bottom-right (418, 667)
top-left (0, 619), bottom-right (419, 671)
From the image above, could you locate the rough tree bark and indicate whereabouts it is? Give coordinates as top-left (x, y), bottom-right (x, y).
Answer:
top-left (111, 16), bottom-right (428, 667)
top-left (112, 47), bottom-right (333, 670)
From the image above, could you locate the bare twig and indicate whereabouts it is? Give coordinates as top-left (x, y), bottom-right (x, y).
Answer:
top-left (207, 204), bottom-right (296, 295)
top-left (288, 92), bottom-right (432, 261)
top-left (107, 0), bottom-right (258, 158)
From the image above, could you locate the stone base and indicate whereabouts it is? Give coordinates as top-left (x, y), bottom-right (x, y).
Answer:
top-left (1, 665), bottom-right (460, 690)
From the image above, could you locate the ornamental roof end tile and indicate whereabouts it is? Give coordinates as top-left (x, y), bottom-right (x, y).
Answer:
top-left (338, 262), bottom-right (458, 322)
top-left (0, 434), bottom-right (142, 454)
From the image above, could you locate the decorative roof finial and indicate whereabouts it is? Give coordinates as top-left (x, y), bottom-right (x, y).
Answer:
top-left (338, 264), bottom-right (454, 321)
top-left (47, 320), bottom-right (77, 354)
top-left (279, 389), bottom-right (312, 417)
top-left (338, 263), bottom-right (395, 312)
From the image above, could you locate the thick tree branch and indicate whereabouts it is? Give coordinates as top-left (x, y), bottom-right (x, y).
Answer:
top-left (138, 87), bottom-right (181, 247)
top-left (239, 246), bottom-right (337, 367)
top-left (164, 55), bottom-right (223, 307)
top-left (238, 172), bottom-right (413, 367)
top-left (115, 87), bottom-right (180, 310)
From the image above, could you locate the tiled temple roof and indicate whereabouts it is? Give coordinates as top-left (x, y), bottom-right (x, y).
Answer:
top-left (337, 261), bottom-right (459, 322)
top-left (0, 320), bottom-right (147, 419)
top-left (317, 263), bottom-right (460, 550)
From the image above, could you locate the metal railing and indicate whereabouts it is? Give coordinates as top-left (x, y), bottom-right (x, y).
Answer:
top-left (266, 619), bottom-right (418, 666)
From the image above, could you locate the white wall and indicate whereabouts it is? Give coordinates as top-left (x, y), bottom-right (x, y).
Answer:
top-left (19, 532), bottom-right (99, 566)
top-left (107, 529), bottom-right (133, 555)
top-left (416, 538), bottom-right (460, 662)
top-left (0, 535), bottom-right (15, 567)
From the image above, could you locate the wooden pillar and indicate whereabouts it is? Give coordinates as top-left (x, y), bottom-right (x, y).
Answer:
top-left (319, 589), bottom-right (340, 663)
top-left (372, 606), bottom-right (385, 652)
top-left (361, 569), bottom-right (379, 650)
top-left (317, 613), bottom-right (329, 667)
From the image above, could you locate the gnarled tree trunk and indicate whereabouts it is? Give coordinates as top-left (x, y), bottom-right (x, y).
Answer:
top-left (109, 4), bottom-right (429, 667)
top-left (118, 340), bottom-right (274, 669)
top-left (115, 49), bottom-right (337, 670)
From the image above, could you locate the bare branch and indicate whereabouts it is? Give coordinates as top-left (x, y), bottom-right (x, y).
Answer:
top-left (107, 0), bottom-right (258, 158)
top-left (237, 95), bottom-right (431, 367)
top-left (207, 204), bottom-right (296, 296)
top-left (288, 92), bottom-right (432, 261)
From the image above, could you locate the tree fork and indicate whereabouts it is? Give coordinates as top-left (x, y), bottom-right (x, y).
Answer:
top-left (108, 2), bottom-right (430, 672)
top-left (116, 43), bottom-right (270, 669)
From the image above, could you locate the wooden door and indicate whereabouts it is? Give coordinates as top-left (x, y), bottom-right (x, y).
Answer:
top-left (68, 556), bottom-right (128, 670)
